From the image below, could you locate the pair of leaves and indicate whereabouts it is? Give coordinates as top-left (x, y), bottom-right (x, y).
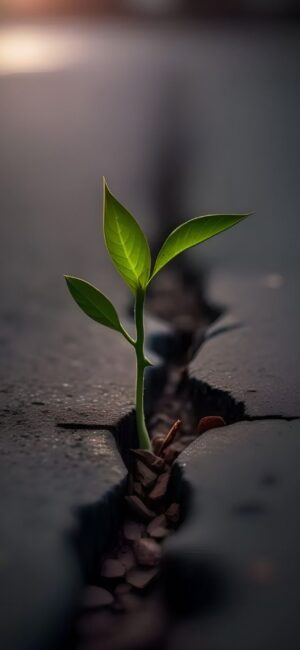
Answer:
top-left (65, 179), bottom-right (248, 341)
top-left (103, 182), bottom-right (247, 289)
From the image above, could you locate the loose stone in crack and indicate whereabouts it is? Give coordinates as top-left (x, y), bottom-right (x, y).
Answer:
top-left (197, 415), bottom-right (225, 434)
top-left (125, 495), bottom-right (156, 521)
top-left (114, 583), bottom-right (132, 596)
top-left (147, 514), bottom-right (169, 539)
top-left (162, 445), bottom-right (181, 465)
top-left (135, 460), bottom-right (157, 490)
top-left (131, 449), bottom-right (165, 473)
top-left (123, 520), bottom-right (145, 542)
top-left (132, 481), bottom-right (144, 498)
top-left (133, 537), bottom-right (162, 567)
top-left (126, 566), bottom-right (159, 590)
top-left (81, 586), bottom-right (114, 609)
top-left (113, 584), bottom-right (138, 615)
top-left (148, 471), bottom-right (171, 502)
top-left (117, 545), bottom-right (136, 571)
top-left (165, 502), bottom-right (180, 524)
top-left (113, 591), bottom-right (141, 613)
top-left (101, 559), bottom-right (126, 579)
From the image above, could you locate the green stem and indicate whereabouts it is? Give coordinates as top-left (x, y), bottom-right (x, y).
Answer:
top-left (134, 288), bottom-right (151, 450)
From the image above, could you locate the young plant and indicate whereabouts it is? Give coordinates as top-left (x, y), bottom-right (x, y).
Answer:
top-left (65, 180), bottom-right (247, 451)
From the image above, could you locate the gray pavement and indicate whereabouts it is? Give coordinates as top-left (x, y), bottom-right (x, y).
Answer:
top-left (164, 420), bottom-right (300, 650)
top-left (191, 270), bottom-right (300, 418)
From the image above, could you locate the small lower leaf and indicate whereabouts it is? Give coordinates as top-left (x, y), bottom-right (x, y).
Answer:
top-left (65, 276), bottom-right (131, 340)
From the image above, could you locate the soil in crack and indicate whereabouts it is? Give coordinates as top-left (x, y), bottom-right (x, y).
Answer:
top-left (70, 262), bottom-right (244, 650)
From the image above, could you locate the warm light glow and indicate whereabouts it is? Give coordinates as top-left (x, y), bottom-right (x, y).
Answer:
top-left (2, 0), bottom-right (59, 11)
top-left (0, 26), bottom-right (79, 75)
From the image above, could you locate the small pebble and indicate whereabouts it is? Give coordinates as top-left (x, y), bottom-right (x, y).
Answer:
top-left (148, 472), bottom-right (170, 502)
top-left (136, 460), bottom-right (157, 489)
top-left (123, 520), bottom-right (145, 542)
top-left (117, 545), bottom-right (136, 571)
top-left (125, 496), bottom-right (156, 522)
top-left (126, 566), bottom-right (159, 590)
top-left (134, 537), bottom-right (161, 567)
top-left (147, 514), bottom-right (169, 539)
top-left (197, 415), bottom-right (225, 435)
top-left (165, 502), bottom-right (180, 524)
top-left (114, 583), bottom-right (132, 596)
top-left (162, 445), bottom-right (180, 465)
top-left (133, 481), bottom-right (144, 498)
top-left (101, 559), bottom-right (125, 579)
top-left (131, 449), bottom-right (165, 472)
top-left (114, 591), bottom-right (141, 612)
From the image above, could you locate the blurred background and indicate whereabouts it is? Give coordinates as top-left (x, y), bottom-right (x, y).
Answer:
top-left (1, 0), bottom-right (300, 341)
top-left (1, 0), bottom-right (300, 19)
top-left (1, 0), bottom-right (299, 287)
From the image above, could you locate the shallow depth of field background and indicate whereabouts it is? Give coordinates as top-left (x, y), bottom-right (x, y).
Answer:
top-left (1, 1), bottom-right (299, 320)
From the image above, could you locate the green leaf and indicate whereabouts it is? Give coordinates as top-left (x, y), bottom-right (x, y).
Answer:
top-left (150, 214), bottom-right (249, 280)
top-left (65, 276), bottom-right (134, 343)
top-left (103, 179), bottom-right (151, 294)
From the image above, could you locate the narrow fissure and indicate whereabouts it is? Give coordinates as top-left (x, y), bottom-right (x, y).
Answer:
top-left (67, 258), bottom-right (247, 650)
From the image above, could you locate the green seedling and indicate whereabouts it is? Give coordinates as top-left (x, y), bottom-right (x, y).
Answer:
top-left (65, 179), bottom-right (248, 451)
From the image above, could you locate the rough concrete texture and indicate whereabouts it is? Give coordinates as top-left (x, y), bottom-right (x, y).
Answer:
top-left (191, 271), bottom-right (300, 418)
top-left (163, 420), bottom-right (300, 650)
top-left (0, 387), bottom-right (127, 650)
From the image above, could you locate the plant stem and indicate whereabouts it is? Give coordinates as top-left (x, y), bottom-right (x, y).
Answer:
top-left (134, 288), bottom-right (151, 450)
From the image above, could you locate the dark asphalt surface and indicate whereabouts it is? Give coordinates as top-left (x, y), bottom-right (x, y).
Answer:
top-left (166, 420), bottom-right (300, 650)
top-left (191, 269), bottom-right (300, 418)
